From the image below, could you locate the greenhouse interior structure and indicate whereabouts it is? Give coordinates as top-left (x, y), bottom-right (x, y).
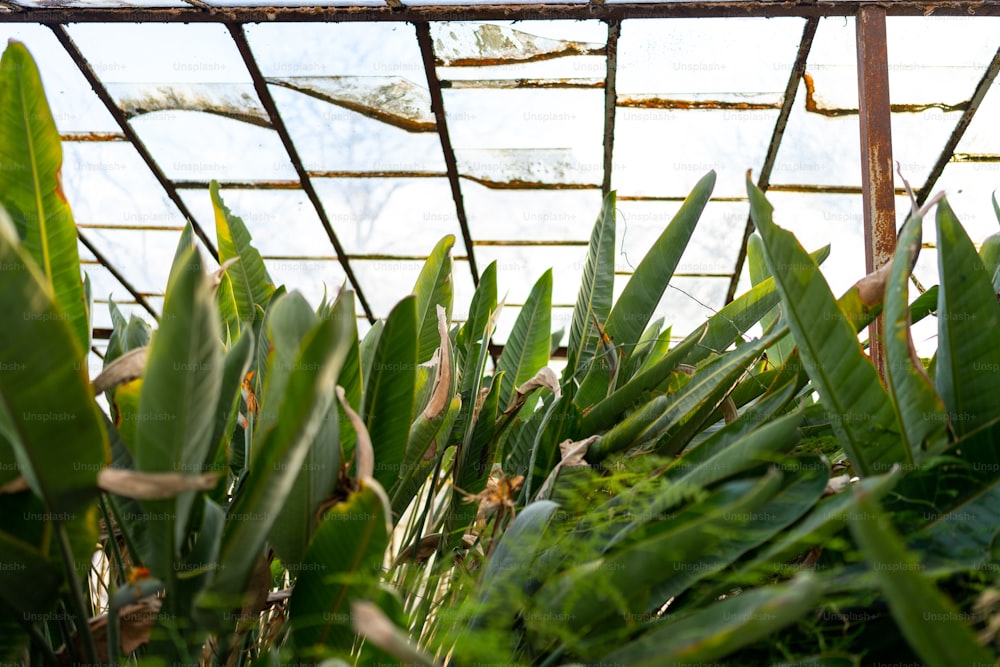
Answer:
top-left (0, 1), bottom-right (999, 665)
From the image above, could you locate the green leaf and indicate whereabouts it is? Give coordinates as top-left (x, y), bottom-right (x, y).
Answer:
top-left (883, 213), bottom-right (949, 456)
top-left (0, 209), bottom-right (106, 514)
top-left (587, 333), bottom-right (776, 462)
top-left (216, 270), bottom-right (240, 344)
top-left (363, 296), bottom-right (417, 490)
top-left (412, 235), bottom-right (454, 363)
top-left (331, 290), bottom-right (362, 460)
top-left (0, 41), bottom-right (88, 352)
top-left (576, 171), bottom-right (714, 405)
top-left (847, 484), bottom-right (994, 667)
top-left (263, 292), bottom-right (344, 565)
top-left (289, 479), bottom-right (391, 658)
top-left (135, 245), bottom-right (222, 581)
top-left (467, 500), bottom-right (560, 631)
top-left (563, 191), bottom-right (616, 387)
top-left (600, 573), bottom-right (821, 666)
top-left (201, 312), bottom-right (352, 616)
top-left (497, 269), bottom-right (552, 410)
top-left (211, 180), bottom-right (274, 326)
top-left (749, 234), bottom-right (795, 366)
top-left (748, 177), bottom-right (907, 476)
top-left (935, 197), bottom-right (1000, 436)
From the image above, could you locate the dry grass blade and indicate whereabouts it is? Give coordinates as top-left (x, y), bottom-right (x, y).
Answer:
top-left (55, 595), bottom-right (162, 665)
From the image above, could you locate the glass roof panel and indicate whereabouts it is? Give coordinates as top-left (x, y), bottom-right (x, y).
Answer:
top-left (66, 23), bottom-right (251, 84)
top-left (246, 23), bottom-right (424, 79)
top-left (130, 112), bottom-right (295, 181)
top-left (271, 85), bottom-right (445, 173)
top-left (462, 183), bottom-right (601, 242)
top-left (615, 200), bottom-right (746, 277)
top-left (617, 18), bottom-right (801, 96)
top-left (63, 142), bottom-right (187, 228)
top-left (265, 260), bottom-right (348, 308)
top-left (179, 188), bottom-right (336, 259)
top-left (351, 258), bottom-right (475, 323)
top-left (765, 192), bottom-right (866, 297)
top-left (84, 264), bottom-right (157, 327)
top-left (474, 245), bottom-right (585, 308)
top-left (313, 178), bottom-right (463, 255)
top-left (613, 107), bottom-right (777, 198)
top-left (0, 25), bottom-right (119, 132)
top-left (886, 17), bottom-right (999, 107)
top-left (443, 88), bottom-right (604, 151)
top-left (83, 227), bottom-right (179, 296)
top-left (648, 277), bottom-right (730, 341)
top-left (769, 82), bottom-right (860, 187)
top-left (929, 162), bottom-right (1000, 245)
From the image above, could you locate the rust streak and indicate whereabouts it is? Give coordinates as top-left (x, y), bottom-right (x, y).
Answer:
top-left (461, 176), bottom-right (599, 190)
top-left (618, 96), bottom-right (780, 111)
top-left (443, 78), bottom-right (604, 89)
top-left (439, 45), bottom-right (606, 68)
top-left (60, 131), bottom-right (127, 142)
top-left (804, 71), bottom-right (967, 116)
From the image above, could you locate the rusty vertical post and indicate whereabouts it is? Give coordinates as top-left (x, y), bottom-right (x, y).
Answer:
top-left (856, 5), bottom-right (895, 379)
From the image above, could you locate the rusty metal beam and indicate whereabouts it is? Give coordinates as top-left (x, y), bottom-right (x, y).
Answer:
top-left (916, 44), bottom-right (1000, 205)
top-left (9, 2), bottom-right (1000, 23)
top-left (415, 22), bottom-right (480, 286)
top-left (602, 20), bottom-right (620, 197)
top-left (227, 23), bottom-right (376, 322)
top-left (77, 231), bottom-right (160, 321)
top-left (726, 17), bottom-right (818, 304)
top-left (856, 5), bottom-right (895, 376)
top-left (50, 24), bottom-right (220, 262)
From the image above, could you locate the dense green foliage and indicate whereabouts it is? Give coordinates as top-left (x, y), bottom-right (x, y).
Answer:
top-left (0, 41), bottom-right (997, 667)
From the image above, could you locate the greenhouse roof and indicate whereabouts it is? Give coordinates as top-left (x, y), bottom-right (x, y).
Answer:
top-left (3, 0), bottom-right (1000, 372)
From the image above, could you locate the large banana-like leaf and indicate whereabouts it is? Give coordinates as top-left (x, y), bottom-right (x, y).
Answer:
top-left (563, 191), bottom-right (616, 388)
top-left (467, 500), bottom-right (560, 631)
top-left (289, 479), bottom-right (391, 659)
top-left (0, 42), bottom-right (88, 352)
top-left (748, 234), bottom-right (795, 366)
top-left (134, 245), bottom-right (222, 581)
top-left (934, 197), bottom-right (1000, 436)
top-left (262, 292), bottom-right (342, 565)
top-left (748, 177), bottom-right (907, 476)
top-left (201, 312), bottom-right (352, 616)
top-left (211, 180), bottom-right (275, 326)
top-left (575, 172), bottom-right (715, 406)
top-left (0, 209), bottom-right (105, 513)
top-left (456, 261), bottom-right (497, 399)
top-left (848, 485), bottom-right (994, 667)
top-left (883, 213), bottom-right (948, 456)
top-left (412, 234), bottom-right (454, 363)
top-left (599, 573), bottom-right (821, 666)
top-left (895, 416), bottom-right (1000, 566)
top-left (497, 269), bottom-right (552, 410)
top-left (362, 296), bottom-right (417, 490)
top-left (332, 290), bottom-right (362, 459)
top-left (587, 332), bottom-right (775, 462)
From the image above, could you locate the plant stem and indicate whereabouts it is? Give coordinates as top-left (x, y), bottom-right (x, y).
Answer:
top-left (54, 519), bottom-right (99, 665)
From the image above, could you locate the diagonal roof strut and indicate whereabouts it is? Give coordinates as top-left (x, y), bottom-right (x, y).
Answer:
top-left (227, 22), bottom-right (376, 322)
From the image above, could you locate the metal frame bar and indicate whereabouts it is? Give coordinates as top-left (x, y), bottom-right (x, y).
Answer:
top-left (78, 231), bottom-right (160, 320)
top-left (227, 23), bottom-right (376, 322)
top-left (916, 44), bottom-right (1000, 205)
top-left (415, 21), bottom-right (481, 286)
top-left (9, 1), bottom-right (1000, 23)
top-left (726, 17), bottom-right (818, 303)
top-left (856, 5), bottom-right (895, 375)
top-left (602, 20), bottom-right (620, 197)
